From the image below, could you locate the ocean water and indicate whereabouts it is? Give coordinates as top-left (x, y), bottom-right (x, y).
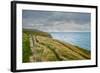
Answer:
top-left (50, 32), bottom-right (91, 50)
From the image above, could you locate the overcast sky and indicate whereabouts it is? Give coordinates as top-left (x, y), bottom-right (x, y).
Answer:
top-left (22, 10), bottom-right (91, 32)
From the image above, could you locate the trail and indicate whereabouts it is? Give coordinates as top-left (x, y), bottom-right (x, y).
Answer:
top-left (55, 40), bottom-right (90, 59)
top-left (29, 34), bottom-right (39, 62)
top-left (29, 35), bottom-right (90, 62)
top-left (36, 36), bottom-right (90, 59)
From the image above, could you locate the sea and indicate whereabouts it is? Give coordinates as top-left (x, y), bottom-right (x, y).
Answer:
top-left (50, 32), bottom-right (91, 51)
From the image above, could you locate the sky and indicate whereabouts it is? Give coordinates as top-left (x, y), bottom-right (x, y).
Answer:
top-left (22, 10), bottom-right (91, 32)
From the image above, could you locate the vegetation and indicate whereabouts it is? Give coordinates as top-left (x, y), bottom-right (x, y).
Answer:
top-left (22, 29), bottom-right (91, 63)
top-left (23, 29), bottom-right (52, 38)
top-left (22, 33), bottom-right (32, 62)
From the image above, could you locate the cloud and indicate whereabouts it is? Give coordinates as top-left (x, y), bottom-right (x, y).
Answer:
top-left (22, 10), bottom-right (91, 32)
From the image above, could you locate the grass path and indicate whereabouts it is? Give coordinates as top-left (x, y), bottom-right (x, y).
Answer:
top-left (36, 36), bottom-right (88, 59)
top-left (54, 40), bottom-right (90, 59)
top-left (29, 35), bottom-right (90, 62)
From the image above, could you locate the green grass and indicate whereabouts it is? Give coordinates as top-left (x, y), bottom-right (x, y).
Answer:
top-left (22, 33), bottom-right (32, 63)
top-left (22, 29), bottom-right (91, 62)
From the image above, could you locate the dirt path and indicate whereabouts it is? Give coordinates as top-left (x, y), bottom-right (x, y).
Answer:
top-left (29, 34), bottom-right (39, 62)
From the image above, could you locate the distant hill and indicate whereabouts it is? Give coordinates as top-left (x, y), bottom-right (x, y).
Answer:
top-left (22, 29), bottom-right (91, 63)
top-left (23, 29), bottom-right (52, 38)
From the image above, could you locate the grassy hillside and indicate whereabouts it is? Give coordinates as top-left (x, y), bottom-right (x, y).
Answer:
top-left (22, 33), bottom-right (32, 62)
top-left (23, 29), bottom-right (52, 38)
top-left (22, 29), bottom-right (91, 63)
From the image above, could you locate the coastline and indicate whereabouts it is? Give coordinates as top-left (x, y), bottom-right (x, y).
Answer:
top-left (22, 29), bottom-right (91, 63)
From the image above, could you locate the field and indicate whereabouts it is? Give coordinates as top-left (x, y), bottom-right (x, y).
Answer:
top-left (22, 29), bottom-right (91, 63)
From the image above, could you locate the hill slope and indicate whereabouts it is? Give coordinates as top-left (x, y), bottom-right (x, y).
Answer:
top-left (22, 29), bottom-right (90, 63)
